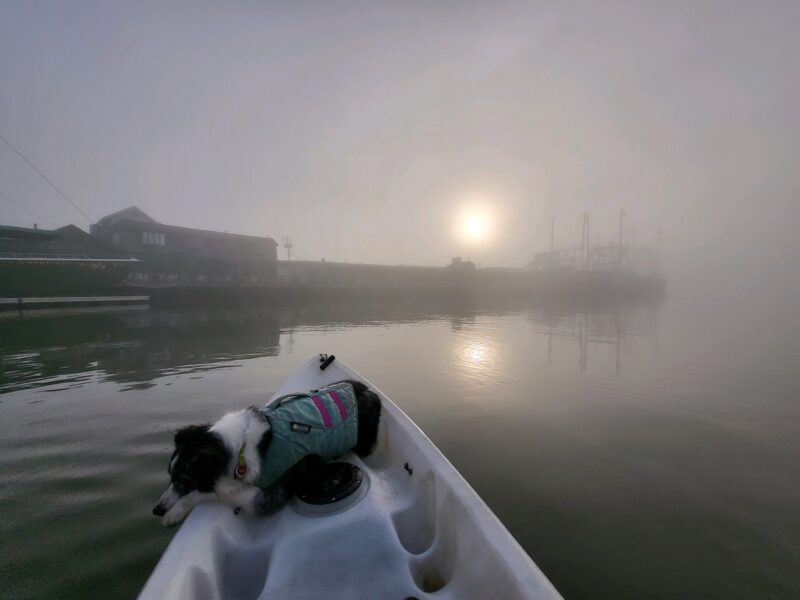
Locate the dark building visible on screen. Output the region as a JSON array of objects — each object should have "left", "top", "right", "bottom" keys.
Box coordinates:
[
  {"left": 0, "top": 223, "right": 138, "bottom": 297},
  {"left": 1, "top": 224, "right": 60, "bottom": 256},
  {"left": 274, "top": 256, "right": 476, "bottom": 300},
  {"left": 0, "top": 223, "right": 122, "bottom": 257},
  {"left": 90, "top": 207, "right": 278, "bottom": 286}
]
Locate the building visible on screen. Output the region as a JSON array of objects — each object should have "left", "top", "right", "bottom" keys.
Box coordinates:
[
  {"left": 0, "top": 223, "right": 124, "bottom": 258},
  {"left": 90, "top": 207, "right": 278, "bottom": 286},
  {"left": 0, "top": 223, "right": 139, "bottom": 296}
]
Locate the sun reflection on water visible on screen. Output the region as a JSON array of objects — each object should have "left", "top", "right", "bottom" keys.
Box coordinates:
[
  {"left": 467, "top": 343, "right": 487, "bottom": 363},
  {"left": 456, "top": 339, "right": 496, "bottom": 379}
]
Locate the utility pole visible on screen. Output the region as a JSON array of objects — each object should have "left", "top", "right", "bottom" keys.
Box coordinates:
[
  {"left": 282, "top": 236, "right": 293, "bottom": 262},
  {"left": 618, "top": 208, "right": 626, "bottom": 269},
  {"left": 656, "top": 225, "right": 662, "bottom": 268},
  {"left": 580, "top": 213, "right": 588, "bottom": 270},
  {"left": 550, "top": 217, "right": 555, "bottom": 253},
  {"left": 586, "top": 214, "right": 591, "bottom": 269}
]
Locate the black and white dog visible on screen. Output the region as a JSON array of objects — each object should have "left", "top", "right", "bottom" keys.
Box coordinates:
[{"left": 152, "top": 380, "right": 381, "bottom": 526}]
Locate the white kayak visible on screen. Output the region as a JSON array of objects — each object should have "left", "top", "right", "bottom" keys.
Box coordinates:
[{"left": 140, "top": 355, "right": 562, "bottom": 599}]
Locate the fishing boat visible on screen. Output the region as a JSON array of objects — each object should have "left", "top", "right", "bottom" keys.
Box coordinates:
[{"left": 139, "top": 355, "right": 562, "bottom": 599}]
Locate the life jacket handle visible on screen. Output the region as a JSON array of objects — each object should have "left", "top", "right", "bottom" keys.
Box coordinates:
[{"left": 265, "top": 381, "right": 354, "bottom": 411}]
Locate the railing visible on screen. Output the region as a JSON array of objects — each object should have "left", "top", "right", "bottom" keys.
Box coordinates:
[
  {"left": 0, "top": 252, "right": 91, "bottom": 259},
  {"left": 0, "top": 253, "right": 140, "bottom": 262}
]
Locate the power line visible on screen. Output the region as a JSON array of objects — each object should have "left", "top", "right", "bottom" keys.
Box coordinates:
[
  {"left": 0, "top": 132, "right": 93, "bottom": 224},
  {"left": 0, "top": 191, "right": 55, "bottom": 227}
]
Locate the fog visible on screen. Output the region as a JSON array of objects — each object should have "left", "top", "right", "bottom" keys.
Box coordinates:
[
  {"left": 4, "top": 5, "right": 800, "bottom": 599},
  {"left": 1, "top": 1, "right": 799, "bottom": 303}
]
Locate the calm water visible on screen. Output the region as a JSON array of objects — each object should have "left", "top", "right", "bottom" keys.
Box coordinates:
[{"left": 1, "top": 299, "right": 798, "bottom": 599}]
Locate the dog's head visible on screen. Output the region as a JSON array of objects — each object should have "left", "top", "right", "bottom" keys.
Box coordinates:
[{"left": 152, "top": 424, "right": 228, "bottom": 517}]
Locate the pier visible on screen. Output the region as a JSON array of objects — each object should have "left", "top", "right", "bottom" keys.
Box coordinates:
[{"left": 0, "top": 295, "right": 149, "bottom": 311}]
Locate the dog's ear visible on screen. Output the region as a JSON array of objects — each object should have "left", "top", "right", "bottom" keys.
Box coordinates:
[{"left": 174, "top": 424, "right": 210, "bottom": 447}]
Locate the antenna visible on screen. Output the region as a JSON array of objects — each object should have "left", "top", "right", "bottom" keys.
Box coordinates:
[{"left": 282, "top": 236, "right": 293, "bottom": 261}]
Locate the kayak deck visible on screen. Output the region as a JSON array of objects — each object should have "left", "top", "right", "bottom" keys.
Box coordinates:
[{"left": 139, "top": 356, "right": 561, "bottom": 599}]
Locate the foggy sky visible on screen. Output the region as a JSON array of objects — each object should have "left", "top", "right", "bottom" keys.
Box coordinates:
[{"left": 1, "top": 1, "right": 798, "bottom": 294}]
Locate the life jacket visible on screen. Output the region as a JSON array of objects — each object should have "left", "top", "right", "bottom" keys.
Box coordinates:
[{"left": 254, "top": 381, "right": 359, "bottom": 488}]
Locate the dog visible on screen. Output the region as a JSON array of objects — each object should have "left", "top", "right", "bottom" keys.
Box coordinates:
[{"left": 152, "top": 380, "right": 381, "bottom": 526}]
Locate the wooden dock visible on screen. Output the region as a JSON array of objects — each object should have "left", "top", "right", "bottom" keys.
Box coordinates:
[{"left": 0, "top": 295, "right": 149, "bottom": 310}]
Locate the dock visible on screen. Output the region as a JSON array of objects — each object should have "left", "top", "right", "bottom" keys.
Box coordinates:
[{"left": 0, "top": 295, "right": 149, "bottom": 310}]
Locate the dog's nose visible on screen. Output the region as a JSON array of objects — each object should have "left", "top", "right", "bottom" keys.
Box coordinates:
[{"left": 152, "top": 504, "right": 166, "bottom": 517}]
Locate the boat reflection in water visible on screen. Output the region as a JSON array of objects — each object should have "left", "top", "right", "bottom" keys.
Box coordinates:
[
  {"left": 532, "top": 305, "right": 660, "bottom": 375},
  {"left": 0, "top": 299, "right": 661, "bottom": 395},
  {"left": 0, "top": 305, "right": 282, "bottom": 393}
]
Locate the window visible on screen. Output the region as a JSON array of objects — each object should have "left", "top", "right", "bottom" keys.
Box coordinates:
[{"left": 141, "top": 231, "right": 165, "bottom": 246}]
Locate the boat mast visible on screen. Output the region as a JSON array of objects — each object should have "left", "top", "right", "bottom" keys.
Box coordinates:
[{"left": 618, "top": 208, "right": 626, "bottom": 269}]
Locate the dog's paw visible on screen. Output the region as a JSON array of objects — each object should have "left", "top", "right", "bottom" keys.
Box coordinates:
[{"left": 161, "top": 505, "right": 189, "bottom": 527}]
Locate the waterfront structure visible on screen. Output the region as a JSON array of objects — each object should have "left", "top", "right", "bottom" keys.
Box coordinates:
[
  {"left": 90, "top": 207, "right": 278, "bottom": 287},
  {"left": 0, "top": 223, "right": 122, "bottom": 258},
  {"left": 276, "top": 256, "right": 475, "bottom": 290},
  {"left": 2, "top": 209, "right": 662, "bottom": 304},
  {"left": 0, "top": 223, "right": 138, "bottom": 296}
]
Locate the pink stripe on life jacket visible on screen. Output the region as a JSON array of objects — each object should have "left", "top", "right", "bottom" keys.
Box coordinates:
[
  {"left": 330, "top": 390, "right": 348, "bottom": 421},
  {"left": 312, "top": 395, "right": 333, "bottom": 428}
]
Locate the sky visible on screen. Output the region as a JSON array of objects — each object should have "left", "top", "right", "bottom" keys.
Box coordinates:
[{"left": 1, "top": 1, "right": 798, "bottom": 297}]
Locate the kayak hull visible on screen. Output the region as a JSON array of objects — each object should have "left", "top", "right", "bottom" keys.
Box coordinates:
[{"left": 139, "top": 356, "right": 561, "bottom": 599}]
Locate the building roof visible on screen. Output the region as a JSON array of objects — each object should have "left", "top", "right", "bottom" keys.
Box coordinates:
[
  {"left": 55, "top": 224, "right": 90, "bottom": 236},
  {"left": 124, "top": 219, "right": 278, "bottom": 246},
  {"left": 0, "top": 224, "right": 60, "bottom": 240},
  {"left": 96, "top": 206, "right": 277, "bottom": 246},
  {"left": 94, "top": 206, "right": 157, "bottom": 229}
]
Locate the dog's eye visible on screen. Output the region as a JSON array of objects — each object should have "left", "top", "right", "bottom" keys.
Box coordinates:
[
  {"left": 168, "top": 452, "right": 179, "bottom": 475},
  {"left": 174, "top": 477, "right": 194, "bottom": 493}
]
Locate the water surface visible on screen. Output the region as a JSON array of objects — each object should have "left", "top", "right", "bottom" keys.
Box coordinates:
[{"left": 1, "top": 299, "right": 798, "bottom": 599}]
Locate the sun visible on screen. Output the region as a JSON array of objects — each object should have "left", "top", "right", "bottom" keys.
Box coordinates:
[
  {"left": 464, "top": 216, "right": 486, "bottom": 239},
  {"left": 457, "top": 207, "right": 493, "bottom": 244}
]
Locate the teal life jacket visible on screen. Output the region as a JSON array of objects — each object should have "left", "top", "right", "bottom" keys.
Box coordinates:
[{"left": 253, "top": 381, "right": 359, "bottom": 488}]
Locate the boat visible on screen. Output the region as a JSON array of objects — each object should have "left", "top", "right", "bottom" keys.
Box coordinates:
[{"left": 139, "top": 355, "right": 562, "bottom": 599}]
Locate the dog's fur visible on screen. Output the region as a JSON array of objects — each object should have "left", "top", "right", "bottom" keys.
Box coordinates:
[{"left": 153, "top": 380, "right": 381, "bottom": 526}]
